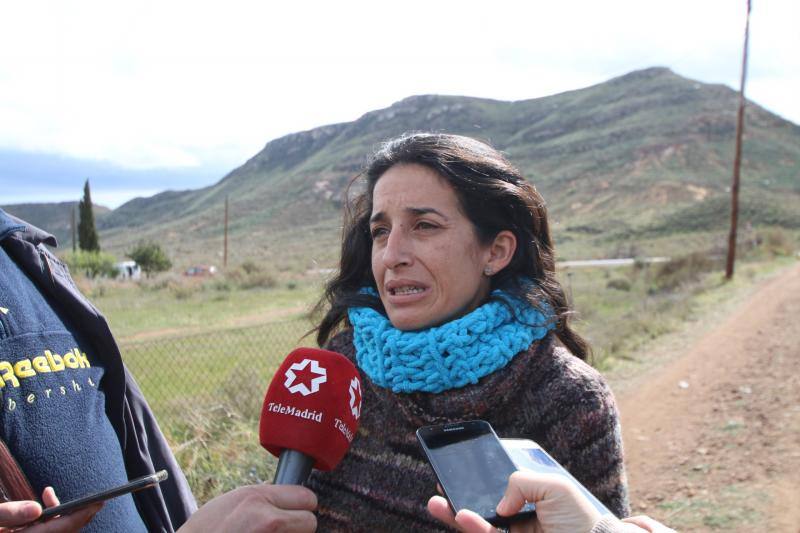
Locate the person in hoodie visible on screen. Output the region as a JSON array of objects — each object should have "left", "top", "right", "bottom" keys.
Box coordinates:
[{"left": 0, "top": 208, "right": 317, "bottom": 532}]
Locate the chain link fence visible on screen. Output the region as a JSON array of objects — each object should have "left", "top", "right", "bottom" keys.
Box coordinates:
[
  {"left": 119, "top": 318, "right": 315, "bottom": 430},
  {"left": 119, "top": 319, "right": 318, "bottom": 501}
]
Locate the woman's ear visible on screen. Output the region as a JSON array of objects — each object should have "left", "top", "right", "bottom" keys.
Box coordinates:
[{"left": 485, "top": 230, "right": 516, "bottom": 275}]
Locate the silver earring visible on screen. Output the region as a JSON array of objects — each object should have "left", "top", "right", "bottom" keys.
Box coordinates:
[{"left": 484, "top": 266, "right": 493, "bottom": 276}]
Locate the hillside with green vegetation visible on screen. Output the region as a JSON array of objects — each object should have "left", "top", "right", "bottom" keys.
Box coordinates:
[
  {"left": 10, "top": 67, "right": 800, "bottom": 270},
  {"left": 0, "top": 201, "right": 111, "bottom": 247}
]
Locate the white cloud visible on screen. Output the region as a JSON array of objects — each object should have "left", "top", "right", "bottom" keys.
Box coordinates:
[{"left": 0, "top": 0, "right": 797, "bottom": 197}]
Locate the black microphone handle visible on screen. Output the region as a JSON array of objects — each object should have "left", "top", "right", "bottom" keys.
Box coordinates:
[{"left": 273, "top": 449, "right": 314, "bottom": 485}]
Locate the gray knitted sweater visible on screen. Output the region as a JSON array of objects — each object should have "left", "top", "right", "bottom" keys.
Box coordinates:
[{"left": 306, "top": 330, "right": 630, "bottom": 532}]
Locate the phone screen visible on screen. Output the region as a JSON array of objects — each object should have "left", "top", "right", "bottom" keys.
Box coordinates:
[
  {"left": 417, "top": 421, "right": 535, "bottom": 526},
  {"left": 38, "top": 470, "right": 168, "bottom": 521}
]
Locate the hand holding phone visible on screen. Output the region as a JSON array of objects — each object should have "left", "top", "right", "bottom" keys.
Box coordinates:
[
  {"left": 37, "top": 470, "right": 168, "bottom": 521},
  {"left": 0, "top": 487, "right": 100, "bottom": 531},
  {"left": 501, "top": 439, "right": 613, "bottom": 517},
  {"left": 429, "top": 471, "right": 604, "bottom": 533},
  {"left": 416, "top": 420, "right": 535, "bottom": 527}
]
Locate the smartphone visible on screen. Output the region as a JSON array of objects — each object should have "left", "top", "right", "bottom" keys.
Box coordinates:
[
  {"left": 38, "top": 470, "right": 168, "bottom": 521},
  {"left": 501, "top": 438, "right": 614, "bottom": 517},
  {"left": 416, "top": 420, "right": 536, "bottom": 527}
]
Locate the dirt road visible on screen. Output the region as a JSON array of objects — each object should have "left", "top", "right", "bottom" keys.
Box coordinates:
[{"left": 617, "top": 261, "right": 800, "bottom": 531}]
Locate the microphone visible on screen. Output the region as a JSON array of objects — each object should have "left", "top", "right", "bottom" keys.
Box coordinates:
[{"left": 259, "top": 347, "right": 362, "bottom": 485}]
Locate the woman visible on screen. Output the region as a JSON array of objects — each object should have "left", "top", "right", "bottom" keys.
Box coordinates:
[{"left": 306, "top": 133, "right": 629, "bottom": 531}]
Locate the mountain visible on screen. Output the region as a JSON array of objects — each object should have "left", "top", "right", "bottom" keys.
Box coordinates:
[
  {"left": 0, "top": 202, "right": 111, "bottom": 247},
  {"left": 7, "top": 68, "right": 800, "bottom": 269}
]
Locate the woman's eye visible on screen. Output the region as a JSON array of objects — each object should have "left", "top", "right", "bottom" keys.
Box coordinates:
[
  {"left": 415, "top": 221, "right": 438, "bottom": 231},
  {"left": 370, "top": 227, "right": 388, "bottom": 240}
]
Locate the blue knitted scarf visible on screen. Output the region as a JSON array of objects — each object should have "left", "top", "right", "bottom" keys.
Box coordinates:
[{"left": 348, "top": 290, "right": 554, "bottom": 393}]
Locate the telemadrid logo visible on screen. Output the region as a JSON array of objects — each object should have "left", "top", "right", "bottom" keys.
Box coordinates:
[
  {"left": 349, "top": 377, "right": 361, "bottom": 419},
  {"left": 283, "top": 359, "right": 327, "bottom": 396}
]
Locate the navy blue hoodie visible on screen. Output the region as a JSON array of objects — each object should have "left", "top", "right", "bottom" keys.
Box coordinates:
[{"left": 0, "top": 209, "right": 195, "bottom": 531}]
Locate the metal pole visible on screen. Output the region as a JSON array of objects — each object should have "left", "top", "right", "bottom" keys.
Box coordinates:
[{"left": 725, "top": 0, "right": 751, "bottom": 279}]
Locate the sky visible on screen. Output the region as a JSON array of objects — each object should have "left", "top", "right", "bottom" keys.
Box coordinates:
[{"left": 1, "top": 0, "right": 797, "bottom": 208}]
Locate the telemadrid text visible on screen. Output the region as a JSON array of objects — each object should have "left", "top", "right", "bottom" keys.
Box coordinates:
[{"left": 266, "top": 402, "right": 323, "bottom": 422}]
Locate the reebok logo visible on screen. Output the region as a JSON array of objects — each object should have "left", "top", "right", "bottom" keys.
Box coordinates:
[
  {"left": 1, "top": 348, "right": 90, "bottom": 388},
  {"left": 283, "top": 358, "right": 327, "bottom": 396}
]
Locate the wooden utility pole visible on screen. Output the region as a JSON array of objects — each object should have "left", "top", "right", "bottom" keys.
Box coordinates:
[
  {"left": 726, "top": 0, "right": 752, "bottom": 279},
  {"left": 71, "top": 205, "right": 77, "bottom": 252},
  {"left": 223, "top": 195, "right": 229, "bottom": 268}
]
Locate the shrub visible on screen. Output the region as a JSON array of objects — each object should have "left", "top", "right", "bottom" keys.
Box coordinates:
[
  {"left": 606, "top": 278, "right": 632, "bottom": 291},
  {"left": 240, "top": 260, "right": 261, "bottom": 274},
  {"left": 651, "top": 252, "right": 718, "bottom": 292},
  {"left": 63, "top": 250, "right": 118, "bottom": 279},
  {"left": 238, "top": 271, "right": 277, "bottom": 290},
  {"left": 225, "top": 266, "right": 277, "bottom": 290},
  {"left": 171, "top": 285, "right": 196, "bottom": 300},
  {"left": 140, "top": 275, "right": 180, "bottom": 292},
  {"left": 127, "top": 241, "right": 172, "bottom": 278},
  {"left": 212, "top": 279, "right": 233, "bottom": 292},
  {"left": 759, "top": 228, "right": 793, "bottom": 256}
]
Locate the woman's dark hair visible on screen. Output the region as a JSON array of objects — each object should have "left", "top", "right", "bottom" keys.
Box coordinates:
[{"left": 312, "top": 132, "right": 590, "bottom": 360}]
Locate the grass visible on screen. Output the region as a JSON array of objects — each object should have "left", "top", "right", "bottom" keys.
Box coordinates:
[
  {"left": 165, "top": 384, "right": 279, "bottom": 502},
  {"left": 120, "top": 318, "right": 313, "bottom": 426},
  {"left": 85, "top": 275, "right": 325, "bottom": 502},
  {"left": 84, "top": 275, "right": 322, "bottom": 340},
  {"left": 564, "top": 256, "right": 795, "bottom": 376},
  {"left": 115, "top": 310, "right": 316, "bottom": 503},
  {"left": 562, "top": 263, "right": 700, "bottom": 371}
]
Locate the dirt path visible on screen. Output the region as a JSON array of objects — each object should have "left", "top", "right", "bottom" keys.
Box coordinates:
[{"left": 617, "top": 262, "right": 800, "bottom": 532}]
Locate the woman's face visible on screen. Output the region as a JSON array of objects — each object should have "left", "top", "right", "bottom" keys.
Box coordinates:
[{"left": 369, "top": 163, "right": 493, "bottom": 331}]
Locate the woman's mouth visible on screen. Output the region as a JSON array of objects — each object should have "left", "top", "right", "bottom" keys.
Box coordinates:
[{"left": 390, "top": 286, "right": 425, "bottom": 296}]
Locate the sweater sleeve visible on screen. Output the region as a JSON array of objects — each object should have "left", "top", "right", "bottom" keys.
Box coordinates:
[
  {"left": 590, "top": 515, "right": 642, "bottom": 533},
  {"left": 537, "top": 352, "right": 630, "bottom": 518}
]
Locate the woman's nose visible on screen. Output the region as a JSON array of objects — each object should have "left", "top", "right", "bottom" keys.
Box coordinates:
[{"left": 381, "top": 228, "right": 412, "bottom": 269}]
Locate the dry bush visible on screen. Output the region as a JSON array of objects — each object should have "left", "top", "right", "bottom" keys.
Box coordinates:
[
  {"left": 240, "top": 260, "right": 261, "bottom": 274},
  {"left": 238, "top": 271, "right": 277, "bottom": 290},
  {"left": 651, "top": 252, "right": 719, "bottom": 293},
  {"left": 606, "top": 278, "right": 632, "bottom": 291},
  {"left": 759, "top": 228, "right": 793, "bottom": 256}
]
